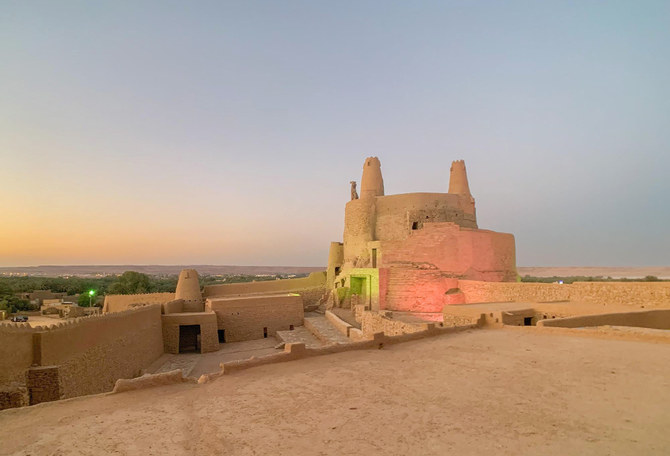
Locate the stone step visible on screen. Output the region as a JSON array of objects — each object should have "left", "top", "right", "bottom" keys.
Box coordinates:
[
  {"left": 304, "top": 316, "right": 351, "bottom": 345},
  {"left": 275, "top": 326, "right": 324, "bottom": 349}
]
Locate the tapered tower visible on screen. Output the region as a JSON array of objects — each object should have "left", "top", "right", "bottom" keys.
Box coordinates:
[
  {"left": 360, "top": 157, "right": 384, "bottom": 199},
  {"left": 175, "top": 269, "right": 204, "bottom": 312},
  {"left": 448, "top": 160, "right": 472, "bottom": 197}
]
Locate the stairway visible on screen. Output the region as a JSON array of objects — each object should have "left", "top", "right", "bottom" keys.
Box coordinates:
[{"left": 304, "top": 316, "right": 351, "bottom": 345}]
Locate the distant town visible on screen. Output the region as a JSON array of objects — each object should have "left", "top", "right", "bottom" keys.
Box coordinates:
[{"left": 0, "top": 264, "right": 325, "bottom": 278}]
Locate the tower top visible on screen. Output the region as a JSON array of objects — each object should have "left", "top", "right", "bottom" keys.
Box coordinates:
[
  {"left": 360, "top": 157, "right": 384, "bottom": 199},
  {"left": 448, "top": 160, "right": 472, "bottom": 197}
]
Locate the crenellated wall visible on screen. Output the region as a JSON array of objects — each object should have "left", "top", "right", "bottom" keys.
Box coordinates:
[
  {"left": 0, "top": 305, "right": 164, "bottom": 408},
  {"left": 0, "top": 323, "right": 36, "bottom": 386},
  {"left": 38, "top": 305, "right": 164, "bottom": 398}
]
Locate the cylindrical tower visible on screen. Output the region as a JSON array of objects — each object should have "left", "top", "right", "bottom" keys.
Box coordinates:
[
  {"left": 175, "top": 269, "right": 204, "bottom": 312},
  {"left": 448, "top": 160, "right": 472, "bottom": 197},
  {"left": 360, "top": 157, "right": 384, "bottom": 199},
  {"left": 343, "top": 198, "right": 376, "bottom": 267},
  {"left": 448, "top": 159, "right": 477, "bottom": 226},
  {"left": 326, "top": 242, "right": 344, "bottom": 288}
]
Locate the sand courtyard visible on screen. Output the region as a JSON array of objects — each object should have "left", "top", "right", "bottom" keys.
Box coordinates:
[{"left": 1, "top": 328, "right": 668, "bottom": 456}]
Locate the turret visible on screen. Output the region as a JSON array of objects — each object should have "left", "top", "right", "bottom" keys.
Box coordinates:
[
  {"left": 326, "top": 242, "right": 344, "bottom": 287},
  {"left": 175, "top": 269, "right": 204, "bottom": 312},
  {"left": 448, "top": 160, "right": 472, "bottom": 197},
  {"left": 360, "top": 157, "right": 384, "bottom": 199},
  {"left": 448, "top": 159, "right": 477, "bottom": 226}
]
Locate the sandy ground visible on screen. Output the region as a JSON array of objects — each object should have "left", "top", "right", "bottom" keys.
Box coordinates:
[
  {"left": 0, "top": 315, "right": 63, "bottom": 328},
  {"left": 1, "top": 329, "right": 669, "bottom": 456}
]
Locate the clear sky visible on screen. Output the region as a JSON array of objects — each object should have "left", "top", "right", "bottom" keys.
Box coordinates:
[{"left": 1, "top": 1, "right": 668, "bottom": 267}]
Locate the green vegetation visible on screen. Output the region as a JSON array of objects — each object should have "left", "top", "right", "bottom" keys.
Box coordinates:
[{"left": 0, "top": 272, "right": 309, "bottom": 313}]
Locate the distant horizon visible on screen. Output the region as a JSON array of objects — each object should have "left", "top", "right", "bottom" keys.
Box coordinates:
[{"left": 2, "top": 263, "right": 670, "bottom": 268}]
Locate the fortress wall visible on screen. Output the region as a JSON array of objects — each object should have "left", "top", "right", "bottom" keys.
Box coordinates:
[
  {"left": 203, "top": 272, "right": 326, "bottom": 307},
  {"left": 381, "top": 269, "right": 459, "bottom": 312},
  {"left": 103, "top": 292, "right": 175, "bottom": 313},
  {"left": 537, "top": 309, "right": 670, "bottom": 329},
  {"left": 0, "top": 324, "right": 36, "bottom": 385},
  {"left": 374, "top": 193, "right": 477, "bottom": 243},
  {"left": 459, "top": 281, "right": 670, "bottom": 309},
  {"left": 380, "top": 223, "right": 516, "bottom": 282},
  {"left": 207, "top": 295, "right": 304, "bottom": 342},
  {"left": 39, "top": 305, "right": 164, "bottom": 399}
]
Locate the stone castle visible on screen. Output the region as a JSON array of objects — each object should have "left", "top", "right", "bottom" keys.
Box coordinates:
[
  {"left": 3, "top": 156, "right": 668, "bottom": 411},
  {"left": 326, "top": 157, "right": 516, "bottom": 312}
]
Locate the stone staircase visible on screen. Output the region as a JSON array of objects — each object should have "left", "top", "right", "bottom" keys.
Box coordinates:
[
  {"left": 275, "top": 326, "right": 324, "bottom": 349},
  {"left": 304, "top": 316, "right": 351, "bottom": 345}
]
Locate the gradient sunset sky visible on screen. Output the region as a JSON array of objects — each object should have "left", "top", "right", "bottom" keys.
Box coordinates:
[{"left": 1, "top": 1, "right": 668, "bottom": 267}]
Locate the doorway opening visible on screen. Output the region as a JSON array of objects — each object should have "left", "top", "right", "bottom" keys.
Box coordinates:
[
  {"left": 218, "top": 329, "right": 226, "bottom": 343},
  {"left": 179, "top": 325, "right": 201, "bottom": 353},
  {"left": 523, "top": 317, "right": 533, "bottom": 326},
  {"left": 263, "top": 327, "right": 268, "bottom": 338}
]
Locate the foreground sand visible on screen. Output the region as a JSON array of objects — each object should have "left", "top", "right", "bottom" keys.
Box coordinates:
[{"left": 1, "top": 329, "right": 669, "bottom": 455}]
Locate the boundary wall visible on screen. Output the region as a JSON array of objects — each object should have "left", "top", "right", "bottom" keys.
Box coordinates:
[
  {"left": 537, "top": 309, "right": 670, "bottom": 330},
  {"left": 0, "top": 305, "right": 164, "bottom": 409},
  {"left": 103, "top": 292, "right": 175, "bottom": 313},
  {"left": 198, "top": 324, "right": 476, "bottom": 382},
  {"left": 0, "top": 324, "right": 35, "bottom": 386},
  {"left": 207, "top": 295, "right": 304, "bottom": 342},
  {"left": 203, "top": 272, "right": 327, "bottom": 307},
  {"left": 458, "top": 280, "right": 670, "bottom": 309}
]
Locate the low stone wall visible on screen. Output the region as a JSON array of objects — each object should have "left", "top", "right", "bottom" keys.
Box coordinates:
[
  {"left": 103, "top": 292, "right": 175, "bottom": 313},
  {"left": 538, "top": 309, "right": 670, "bottom": 330},
  {"left": 325, "top": 310, "right": 351, "bottom": 337},
  {"left": 360, "top": 311, "right": 435, "bottom": 337},
  {"left": 0, "top": 384, "right": 29, "bottom": 410},
  {"left": 458, "top": 280, "right": 670, "bottom": 309},
  {"left": 209, "top": 324, "right": 475, "bottom": 378},
  {"left": 112, "top": 369, "right": 193, "bottom": 393}
]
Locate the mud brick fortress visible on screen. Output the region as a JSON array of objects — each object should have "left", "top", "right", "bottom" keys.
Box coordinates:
[
  {"left": 326, "top": 157, "right": 516, "bottom": 313},
  {"left": 2, "top": 157, "right": 669, "bottom": 410}
]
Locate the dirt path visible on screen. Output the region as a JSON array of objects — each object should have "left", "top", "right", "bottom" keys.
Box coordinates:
[{"left": 1, "top": 329, "right": 669, "bottom": 455}]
